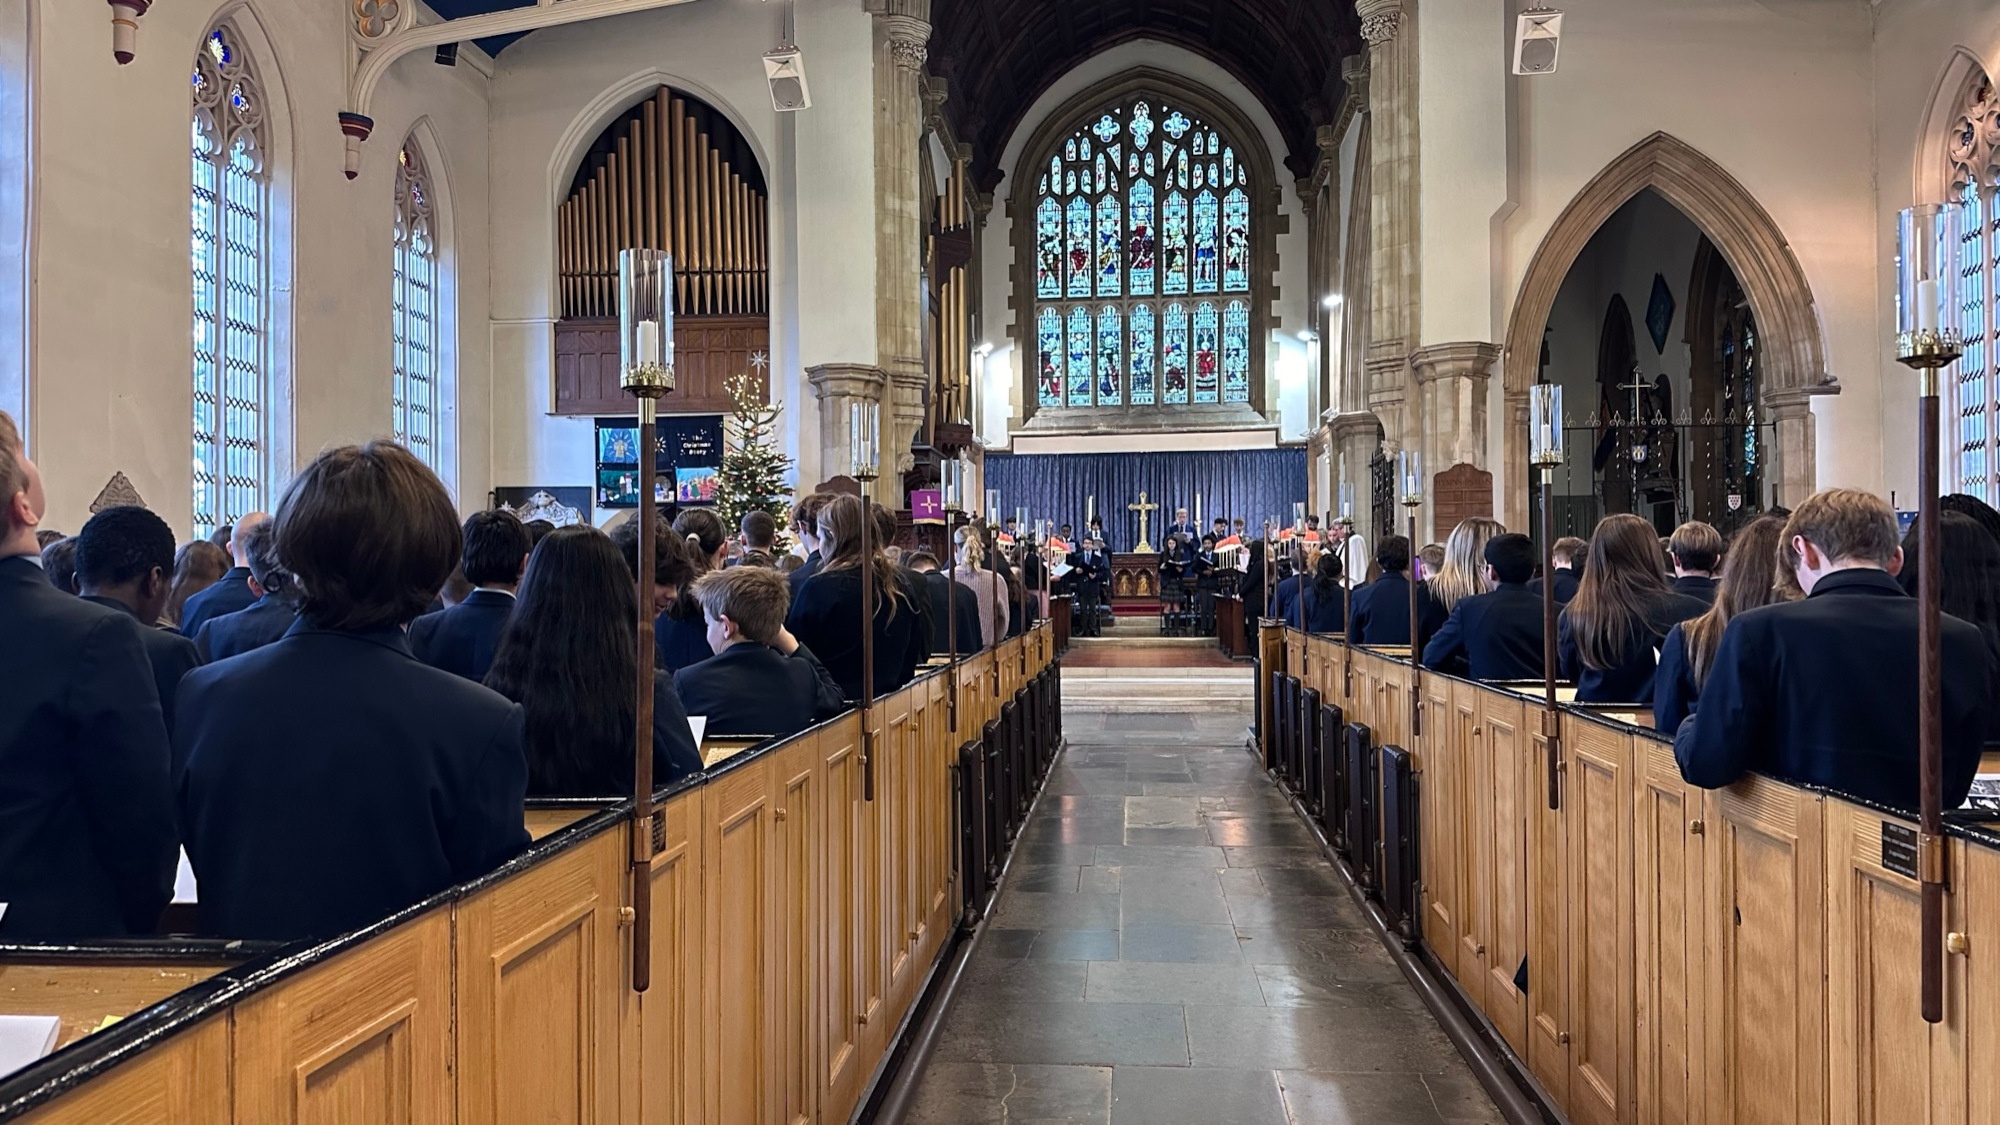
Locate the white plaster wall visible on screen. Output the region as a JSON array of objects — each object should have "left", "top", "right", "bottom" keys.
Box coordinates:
[
  {"left": 1871, "top": 2, "right": 2000, "bottom": 504},
  {"left": 483, "top": 0, "right": 873, "bottom": 499},
  {"left": 21, "top": 0, "right": 492, "bottom": 534},
  {"left": 1419, "top": 0, "right": 1513, "bottom": 345},
  {"left": 1480, "top": 0, "right": 1877, "bottom": 508},
  {"left": 977, "top": 38, "right": 1313, "bottom": 450}
]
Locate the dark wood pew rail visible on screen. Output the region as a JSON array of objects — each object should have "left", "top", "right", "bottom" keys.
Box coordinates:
[
  {"left": 1258, "top": 622, "right": 2000, "bottom": 1125},
  {"left": 0, "top": 624, "right": 1061, "bottom": 1125}
]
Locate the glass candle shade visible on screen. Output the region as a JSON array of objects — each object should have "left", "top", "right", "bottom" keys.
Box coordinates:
[
  {"left": 849, "top": 401, "right": 880, "bottom": 480},
  {"left": 1529, "top": 383, "right": 1565, "bottom": 467},
  {"left": 940, "top": 457, "right": 963, "bottom": 511},
  {"left": 1398, "top": 449, "right": 1423, "bottom": 505},
  {"left": 619, "top": 249, "right": 673, "bottom": 397}
]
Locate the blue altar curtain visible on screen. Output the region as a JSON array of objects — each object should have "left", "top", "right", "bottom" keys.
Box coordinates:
[{"left": 985, "top": 448, "right": 1307, "bottom": 552}]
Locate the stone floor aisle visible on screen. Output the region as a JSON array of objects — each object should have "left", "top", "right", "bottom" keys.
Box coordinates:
[{"left": 902, "top": 670, "right": 1504, "bottom": 1125}]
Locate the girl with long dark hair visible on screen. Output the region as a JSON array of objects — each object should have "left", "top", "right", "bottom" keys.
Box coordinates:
[
  {"left": 1653, "top": 514, "right": 1794, "bottom": 732},
  {"left": 485, "top": 526, "right": 704, "bottom": 796},
  {"left": 1289, "top": 550, "right": 1346, "bottom": 633},
  {"left": 786, "top": 493, "right": 927, "bottom": 701},
  {"left": 656, "top": 508, "right": 728, "bottom": 672},
  {"left": 1558, "top": 513, "right": 1708, "bottom": 703}
]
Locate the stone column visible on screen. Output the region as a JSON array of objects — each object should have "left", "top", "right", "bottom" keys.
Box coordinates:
[
  {"left": 807, "top": 363, "right": 889, "bottom": 481},
  {"left": 1411, "top": 341, "right": 1499, "bottom": 538},
  {"left": 1359, "top": 0, "right": 1419, "bottom": 462},
  {"left": 1764, "top": 388, "right": 1823, "bottom": 509},
  {"left": 1330, "top": 410, "right": 1384, "bottom": 544},
  {"left": 870, "top": 0, "right": 932, "bottom": 485}
]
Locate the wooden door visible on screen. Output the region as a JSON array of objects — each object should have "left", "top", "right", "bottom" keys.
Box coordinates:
[
  {"left": 456, "top": 830, "right": 626, "bottom": 1125},
  {"left": 1634, "top": 738, "right": 1706, "bottom": 1125},
  {"left": 1703, "top": 777, "right": 1824, "bottom": 1125},
  {"left": 703, "top": 756, "right": 777, "bottom": 1125},
  {"left": 1825, "top": 801, "right": 1963, "bottom": 1125},
  {"left": 637, "top": 788, "right": 707, "bottom": 1125},
  {"left": 1563, "top": 719, "right": 1635, "bottom": 1125}
]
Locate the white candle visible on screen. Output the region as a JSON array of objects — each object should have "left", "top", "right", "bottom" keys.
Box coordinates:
[
  {"left": 1916, "top": 278, "right": 1941, "bottom": 333},
  {"left": 635, "top": 319, "right": 661, "bottom": 367},
  {"left": 1195, "top": 492, "right": 1202, "bottom": 529}
]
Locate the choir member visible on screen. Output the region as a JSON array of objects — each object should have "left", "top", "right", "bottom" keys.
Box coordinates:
[
  {"left": 1558, "top": 513, "right": 1708, "bottom": 704},
  {"left": 1667, "top": 521, "right": 1723, "bottom": 605},
  {"left": 178, "top": 441, "right": 530, "bottom": 941},
  {"left": 786, "top": 494, "right": 926, "bottom": 701},
  {"left": 485, "top": 525, "right": 703, "bottom": 795},
  {"left": 192, "top": 520, "right": 298, "bottom": 662},
  {"left": 656, "top": 509, "right": 729, "bottom": 673},
  {"left": 1069, "top": 535, "right": 1111, "bottom": 636},
  {"left": 1428, "top": 517, "right": 1504, "bottom": 615},
  {"left": 408, "top": 509, "right": 532, "bottom": 682},
  {"left": 179, "top": 512, "right": 267, "bottom": 635},
  {"left": 0, "top": 410, "right": 177, "bottom": 939},
  {"left": 1526, "top": 536, "right": 1585, "bottom": 604},
  {"left": 908, "top": 550, "right": 984, "bottom": 656},
  {"left": 165, "top": 539, "right": 229, "bottom": 628},
  {"left": 675, "top": 567, "right": 845, "bottom": 738},
  {"left": 953, "top": 527, "right": 1009, "bottom": 652},
  {"left": 1675, "top": 489, "right": 1995, "bottom": 810},
  {"left": 74, "top": 506, "right": 202, "bottom": 730},
  {"left": 1421, "top": 532, "right": 1544, "bottom": 682},
  {"left": 1348, "top": 535, "right": 1447, "bottom": 649},
  {"left": 788, "top": 493, "right": 832, "bottom": 598},
  {"left": 1654, "top": 514, "right": 1792, "bottom": 734},
  {"left": 1166, "top": 507, "right": 1199, "bottom": 544}
]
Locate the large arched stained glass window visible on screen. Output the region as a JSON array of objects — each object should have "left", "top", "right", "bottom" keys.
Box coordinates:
[
  {"left": 393, "top": 140, "right": 442, "bottom": 471},
  {"left": 1032, "top": 96, "right": 1255, "bottom": 411},
  {"left": 191, "top": 23, "right": 269, "bottom": 539},
  {"left": 1948, "top": 73, "right": 2000, "bottom": 503}
]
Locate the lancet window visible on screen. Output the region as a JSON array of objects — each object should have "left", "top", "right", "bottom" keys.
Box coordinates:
[
  {"left": 1949, "top": 73, "right": 2000, "bottom": 503},
  {"left": 393, "top": 140, "right": 442, "bottom": 471}
]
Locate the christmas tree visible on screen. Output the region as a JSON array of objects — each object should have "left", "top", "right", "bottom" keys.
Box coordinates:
[{"left": 714, "top": 368, "right": 795, "bottom": 540}]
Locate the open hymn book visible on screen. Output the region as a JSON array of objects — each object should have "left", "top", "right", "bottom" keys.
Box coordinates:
[{"left": 0, "top": 1015, "right": 61, "bottom": 1078}]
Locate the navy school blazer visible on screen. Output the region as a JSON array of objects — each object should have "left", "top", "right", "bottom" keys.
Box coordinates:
[
  {"left": 177, "top": 567, "right": 255, "bottom": 637},
  {"left": 0, "top": 556, "right": 177, "bottom": 939},
  {"left": 81, "top": 594, "right": 203, "bottom": 731},
  {"left": 175, "top": 621, "right": 531, "bottom": 941},
  {"left": 193, "top": 593, "right": 298, "bottom": 662},
  {"left": 1652, "top": 622, "right": 1701, "bottom": 735},
  {"left": 1558, "top": 589, "right": 1708, "bottom": 704},
  {"left": 1673, "top": 568, "right": 1994, "bottom": 812},
  {"left": 1526, "top": 568, "right": 1580, "bottom": 606},
  {"left": 1421, "top": 582, "right": 1546, "bottom": 682},
  {"left": 674, "top": 642, "right": 847, "bottom": 740},
  {"left": 1672, "top": 574, "right": 1718, "bottom": 607},
  {"left": 1347, "top": 571, "right": 1447, "bottom": 650},
  {"left": 407, "top": 588, "right": 515, "bottom": 682},
  {"left": 785, "top": 569, "right": 927, "bottom": 703}
]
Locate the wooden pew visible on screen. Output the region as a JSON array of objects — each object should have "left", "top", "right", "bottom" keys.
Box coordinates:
[{"left": 2, "top": 625, "right": 1058, "bottom": 1125}]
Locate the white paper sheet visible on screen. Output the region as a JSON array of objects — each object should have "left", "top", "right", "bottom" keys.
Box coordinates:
[
  {"left": 173, "top": 849, "right": 198, "bottom": 904},
  {"left": 688, "top": 715, "right": 707, "bottom": 748},
  {"left": 0, "top": 1015, "right": 61, "bottom": 1077}
]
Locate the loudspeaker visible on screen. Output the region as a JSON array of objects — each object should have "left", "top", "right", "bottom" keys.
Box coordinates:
[
  {"left": 1512, "top": 8, "right": 1563, "bottom": 75},
  {"left": 763, "top": 49, "right": 811, "bottom": 112},
  {"left": 434, "top": 42, "right": 458, "bottom": 66}
]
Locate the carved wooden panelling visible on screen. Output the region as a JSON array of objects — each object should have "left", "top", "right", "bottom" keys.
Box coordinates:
[
  {"left": 553, "top": 315, "right": 769, "bottom": 417},
  {"left": 1432, "top": 463, "right": 1494, "bottom": 535}
]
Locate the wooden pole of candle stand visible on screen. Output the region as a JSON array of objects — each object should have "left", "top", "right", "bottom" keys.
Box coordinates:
[
  {"left": 860, "top": 478, "right": 877, "bottom": 802},
  {"left": 945, "top": 510, "right": 959, "bottom": 734},
  {"left": 1540, "top": 466, "right": 1562, "bottom": 810},
  {"left": 1405, "top": 501, "right": 1422, "bottom": 739}
]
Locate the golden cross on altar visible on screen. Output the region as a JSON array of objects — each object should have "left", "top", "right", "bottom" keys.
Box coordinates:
[{"left": 1129, "top": 490, "right": 1159, "bottom": 554}]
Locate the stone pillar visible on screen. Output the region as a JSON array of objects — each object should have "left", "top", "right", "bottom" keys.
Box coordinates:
[
  {"left": 1330, "top": 410, "right": 1384, "bottom": 545},
  {"left": 808, "top": 363, "right": 889, "bottom": 483},
  {"left": 870, "top": 1, "right": 932, "bottom": 485},
  {"left": 1359, "top": 0, "right": 1419, "bottom": 461},
  {"left": 1764, "top": 388, "right": 1821, "bottom": 510},
  {"left": 1411, "top": 342, "right": 1499, "bottom": 540}
]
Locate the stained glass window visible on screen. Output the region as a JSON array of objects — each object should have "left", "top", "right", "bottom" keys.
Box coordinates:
[
  {"left": 191, "top": 22, "right": 270, "bottom": 539},
  {"left": 1037, "top": 307, "right": 1064, "bottom": 407},
  {"left": 1029, "top": 94, "right": 1257, "bottom": 411},
  {"left": 1222, "top": 300, "right": 1251, "bottom": 404},
  {"left": 1949, "top": 75, "right": 2000, "bottom": 503},
  {"left": 393, "top": 139, "right": 443, "bottom": 471}
]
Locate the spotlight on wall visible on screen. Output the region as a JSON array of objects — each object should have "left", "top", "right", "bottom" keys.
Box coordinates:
[
  {"left": 1512, "top": 6, "right": 1564, "bottom": 75},
  {"left": 1298, "top": 330, "right": 1319, "bottom": 343},
  {"left": 434, "top": 42, "right": 459, "bottom": 66},
  {"left": 974, "top": 342, "right": 995, "bottom": 357},
  {"left": 1322, "top": 294, "right": 1342, "bottom": 309}
]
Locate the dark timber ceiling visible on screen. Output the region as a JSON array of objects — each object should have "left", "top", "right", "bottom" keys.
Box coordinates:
[{"left": 930, "top": 0, "right": 1360, "bottom": 191}]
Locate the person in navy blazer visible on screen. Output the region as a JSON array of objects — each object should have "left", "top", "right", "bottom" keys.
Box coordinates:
[
  {"left": 1348, "top": 535, "right": 1446, "bottom": 649},
  {"left": 408, "top": 509, "right": 531, "bottom": 682},
  {"left": 655, "top": 509, "right": 731, "bottom": 673},
  {"left": 1526, "top": 536, "right": 1584, "bottom": 605},
  {"left": 73, "top": 506, "right": 203, "bottom": 732},
  {"left": 1422, "top": 533, "right": 1545, "bottom": 682},
  {"left": 177, "top": 442, "right": 531, "bottom": 941},
  {"left": 1675, "top": 490, "right": 1994, "bottom": 811},
  {"left": 787, "top": 493, "right": 831, "bottom": 599},
  {"left": 1668, "top": 521, "right": 1723, "bottom": 607},
  {"left": 1652, "top": 514, "right": 1794, "bottom": 734},
  {"left": 486, "top": 525, "right": 705, "bottom": 796},
  {"left": 192, "top": 520, "right": 298, "bottom": 662},
  {"left": 177, "top": 512, "right": 266, "bottom": 637},
  {"left": 1558, "top": 514, "right": 1707, "bottom": 704},
  {"left": 0, "top": 413, "right": 177, "bottom": 939},
  {"left": 675, "top": 567, "right": 845, "bottom": 739},
  {"left": 908, "top": 551, "right": 984, "bottom": 656},
  {"left": 1283, "top": 552, "right": 1348, "bottom": 633}
]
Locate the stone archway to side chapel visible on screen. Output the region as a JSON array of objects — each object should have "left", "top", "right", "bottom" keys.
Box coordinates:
[{"left": 1496, "top": 132, "right": 1834, "bottom": 532}]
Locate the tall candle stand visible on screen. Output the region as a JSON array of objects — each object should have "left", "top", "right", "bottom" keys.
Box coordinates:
[
  {"left": 1399, "top": 450, "right": 1423, "bottom": 739},
  {"left": 851, "top": 401, "right": 882, "bottom": 801},
  {"left": 619, "top": 248, "right": 674, "bottom": 993},
  {"left": 1897, "top": 204, "right": 1964, "bottom": 1024},
  {"left": 1529, "top": 384, "right": 1567, "bottom": 811},
  {"left": 1338, "top": 475, "right": 1356, "bottom": 697},
  {"left": 941, "top": 456, "right": 965, "bottom": 733}
]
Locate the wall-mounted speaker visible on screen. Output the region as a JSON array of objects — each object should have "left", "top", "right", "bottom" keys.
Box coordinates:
[
  {"left": 764, "top": 49, "right": 811, "bottom": 112},
  {"left": 1512, "top": 8, "right": 1563, "bottom": 76}
]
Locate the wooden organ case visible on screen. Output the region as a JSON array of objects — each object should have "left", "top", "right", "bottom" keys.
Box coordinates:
[{"left": 554, "top": 87, "right": 769, "bottom": 416}]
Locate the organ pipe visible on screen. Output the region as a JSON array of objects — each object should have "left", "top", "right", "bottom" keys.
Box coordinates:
[{"left": 558, "top": 87, "right": 770, "bottom": 319}]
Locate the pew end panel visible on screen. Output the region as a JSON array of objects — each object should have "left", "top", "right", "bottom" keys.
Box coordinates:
[
  {"left": 1634, "top": 735, "right": 1708, "bottom": 1125},
  {"left": 1559, "top": 714, "right": 1638, "bottom": 1125}
]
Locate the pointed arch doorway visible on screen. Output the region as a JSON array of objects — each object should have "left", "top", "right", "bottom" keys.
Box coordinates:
[{"left": 1501, "top": 133, "right": 1833, "bottom": 532}]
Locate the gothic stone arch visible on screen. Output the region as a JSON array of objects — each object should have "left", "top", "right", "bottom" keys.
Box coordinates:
[{"left": 1500, "top": 132, "right": 1833, "bottom": 531}]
